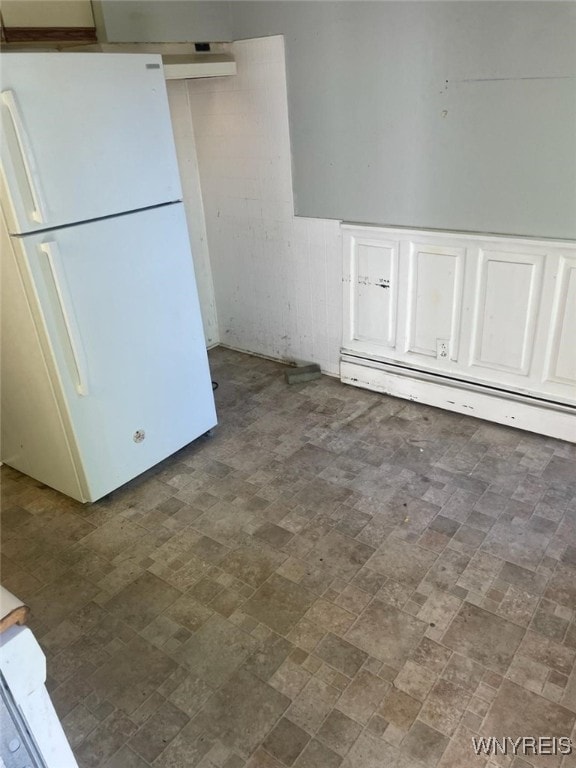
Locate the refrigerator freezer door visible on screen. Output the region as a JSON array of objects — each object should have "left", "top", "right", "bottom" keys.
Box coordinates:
[
  {"left": 18, "top": 203, "right": 216, "bottom": 501},
  {"left": 0, "top": 53, "right": 182, "bottom": 235}
]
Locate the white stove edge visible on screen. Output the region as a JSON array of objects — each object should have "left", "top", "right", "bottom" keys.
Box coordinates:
[{"left": 0, "top": 625, "right": 78, "bottom": 768}]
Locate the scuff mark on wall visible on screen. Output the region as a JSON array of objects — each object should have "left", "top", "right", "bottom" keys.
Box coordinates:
[{"left": 450, "top": 75, "right": 575, "bottom": 83}]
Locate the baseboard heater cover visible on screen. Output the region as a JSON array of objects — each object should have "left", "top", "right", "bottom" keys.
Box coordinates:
[{"left": 340, "top": 354, "right": 576, "bottom": 443}]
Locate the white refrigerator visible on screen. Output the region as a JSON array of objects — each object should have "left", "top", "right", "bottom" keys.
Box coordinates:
[{"left": 0, "top": 53, "right": 217, "bottom": 503}]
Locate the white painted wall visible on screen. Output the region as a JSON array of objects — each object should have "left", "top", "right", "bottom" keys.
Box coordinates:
[
  {"left": 166, "top": 81, "right": 219, "bottom": 347},
  {"left": 187, "top": 35, "right": 342, "bottom": 375}
]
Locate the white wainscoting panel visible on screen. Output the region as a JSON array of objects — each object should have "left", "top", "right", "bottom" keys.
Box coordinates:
[
  {"left": 344, "top": 235, "right": 399, "bottom": 352},
  {"left": 407, "top": 243, "right": 465, "bottom": 361},
  {"left": 546, "top": 254, "right": 576, "bottom": 387},
  {"left": 341, "top": 224, "right": 576, "bottom": 440},
  {"left": 471, "top": 249, "right": 544, "bottom": 376},
  {"left": 355, "top": 240, "right": 398, "bottom": 346}
]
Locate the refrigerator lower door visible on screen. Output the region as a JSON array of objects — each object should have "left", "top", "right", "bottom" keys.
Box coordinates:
[
  {"left": 1, "top": 209, "right": 85, "bottom": 500},
  {"left": 17, "top": 203, "right": 217, "bottom": 502}
]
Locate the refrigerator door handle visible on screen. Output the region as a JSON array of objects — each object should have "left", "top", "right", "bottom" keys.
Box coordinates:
[
  {"left": 40, "top": 241, "right": 89, "bottom": 396},
  {"left": 1, "top": 89, "right": 46, "bottom": 224}
]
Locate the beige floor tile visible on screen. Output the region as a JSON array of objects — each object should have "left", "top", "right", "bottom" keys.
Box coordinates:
[
  {"left": 172, "top": 614, "right": 257, "bottom": 686},
  {"left": 346, "top": 599, "right": 427, "bottom": 668},
  {"left": 483, "top": 680, "right": 576, "bottom": 768},
  {"left": 192, "top": 669, "right": 290, "bottom": 757},
  {"left": 442, "top": 602, "right": 525, "bottom": 674}
]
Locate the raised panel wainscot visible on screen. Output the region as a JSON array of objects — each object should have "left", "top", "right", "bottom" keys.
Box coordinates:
[{"left": 341, "top": 225, "right": 576, "bottom": 442}]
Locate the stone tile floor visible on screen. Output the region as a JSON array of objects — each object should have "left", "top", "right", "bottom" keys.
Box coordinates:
[{"left": 2, "top": 347, "right": 576, "bottom": 768}]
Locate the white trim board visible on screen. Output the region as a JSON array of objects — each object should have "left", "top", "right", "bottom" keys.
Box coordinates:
[{"left": 340, "top": 357, "right": 576, "bottom": 443}]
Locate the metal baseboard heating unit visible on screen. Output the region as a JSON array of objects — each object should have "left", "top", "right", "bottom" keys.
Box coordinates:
[{"left": 340, "top": 352, "right": 576, "bottom": 443}]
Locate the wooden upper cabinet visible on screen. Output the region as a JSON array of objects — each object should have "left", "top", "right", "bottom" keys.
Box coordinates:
[{"left": 1, "top": 1, "right": 97, "bottom": 43}]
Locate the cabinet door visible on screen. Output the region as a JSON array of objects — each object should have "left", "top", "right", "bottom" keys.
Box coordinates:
[{"left": 21, "top": 203, "right": 216, "bottom": 501}]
